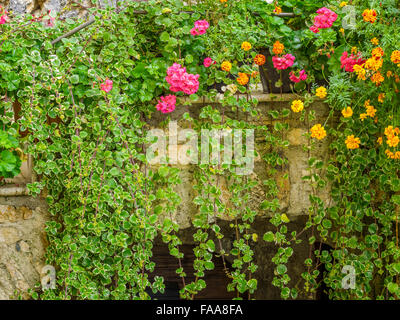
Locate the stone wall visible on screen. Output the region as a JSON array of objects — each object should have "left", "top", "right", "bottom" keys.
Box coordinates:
[{"left": 0, "top": 93, "right": 332, "bottom": 299}]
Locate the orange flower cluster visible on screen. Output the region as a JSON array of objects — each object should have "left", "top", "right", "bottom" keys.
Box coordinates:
[
  {"left": 254, "top": 54, "right": 266, "bottom": 66},
  {"left": 273, "top": 41, "right": 284, "bottom": 55},
  {"left": 236, "top": 72, "right": 249, "bottom": 86},
  {"left": 221, "top": 61, "right": 232, "bottom": 72},
  {"left": 362, "top": 9, "right": 377, "bottom": 23},
  {"left": 391, "top": 50, "right": 400, "bottom": 64}
]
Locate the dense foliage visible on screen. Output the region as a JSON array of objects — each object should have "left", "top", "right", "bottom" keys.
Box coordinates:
[{"left": 0, "top": 0, "right": 399, "bottom": 300}]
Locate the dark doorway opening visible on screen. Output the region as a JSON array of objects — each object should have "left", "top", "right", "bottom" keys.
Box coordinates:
[
  {"left": 314, "top": 242, "right": 334, "bottom": 300},
  {"left": 147, "top": 243, "right": 235, "bottom": 300}
]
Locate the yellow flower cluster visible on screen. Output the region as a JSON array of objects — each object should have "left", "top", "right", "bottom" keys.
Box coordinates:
[
  {"left": 315, "top": 86, "right": 327, "bottom": 99},
  {"left": 385, "top": 126, "right": 400, "bottom": 148},
  {"left": 221, "top": 61, "right": 232, "bottom": 72},
  {"left": 241, "top": 41, "right": 252, "bottom": 51},
  {"left": 339, "top": 2, "right": 347, "bottom": 7},
  {"left": 310, "top": 124, "right": 327, "bottom": 140},
  {"left": 360, "top": 100, "right": 377, "bottom": 120},
  {"left": 353, "top": 64, "right": 366, "bottom": 80},
  {"left": 371, "top": 38, "right": 379, "bottom": 45},
  {"left": 345, "top": 135, "right": 361, "bottom": 149},
  {"left": 385, "top": 150, "right": 400, "bottom": 159},
  {"left": 291, "top": 100, "right": 304, "bottom": 113},
  {"left": 341, "top": 106, "right": 353, "bottom": 118}
]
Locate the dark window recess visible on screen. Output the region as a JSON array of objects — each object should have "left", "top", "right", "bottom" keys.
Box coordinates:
[
  {"left": 314, "top": 242, "right": 334, "bottom": 300},
  {"left": 147, "top": 244, "right": 235, "bottom": 300}
]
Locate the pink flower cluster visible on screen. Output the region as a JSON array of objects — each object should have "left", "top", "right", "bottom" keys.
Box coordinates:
[
  {"left": 190, "top": 20, "right": 209, "bottom": 36},
  {"left": 166, "top": 63, "right": 200, "bottom": 95},
  {"left": 340, "top": 51, "right": 365, "bottom": 72},
  {"left": 100, "top": 79, "right": 113, "bottom": 93},
  {"left": 272, "top": 54, "right": 295, "bottom": 70},
  {"left": 289, "top": 69, "right": 308, "bottom": 83},
  {"left": 156, "top": 95, "right": 177, "bottom": 114},
  {"left": 0, "top": 13, "right": 9, "bottom": 24},
  {"left": 156, "top": 63, "right": 201, "bottom": 114},
  {"left": 310, "top": 7, "right": 337, "bottom": 33},
  {"left": 203, "top": 57, "right": 216, "bottom": 68}
]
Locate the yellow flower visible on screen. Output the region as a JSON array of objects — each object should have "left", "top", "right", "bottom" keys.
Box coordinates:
[
  {"left": 353, "top": 64, "right": 366, "bottom": 80},
  {"left": 387, "top": 135, "right": 400, "bottom": 148},
  {"left": 391, "top": 50, "right": 400, "bottom": 64},
  {"left": 241, "top": 41, "right": 252, "bottom": 51},
  {"left": 377, "top": 137, "right": 383, "bottom": 145},
  {"left": 339, "top": 2, "right": 347, "bottom": 7},
  {"left": 310, "top": 124, "right": 327, "bottom": 140},
  {"left": 371, "top": 38, "right": 379, "bottom": 45},
  {"left": 339, "top": 28, "right": 345, "bottom": 34},
  {"left": 273, "top": 41, "right": 285, "bottom": 55},
  {"left": 221, "top": 61, "right": 232, "bottom": 72},
  {"left": 364, "top": 57, "right": 382, "bottom": 71},
  {"left": 366, "top": 105, "right": 377, "bottom": 118},
  {"left": 342, "top": 107, "right": 353, "bottom": 118},
  {"left": 360, "top": 113, "right": 368, "bottom": 121},
  {"left": 351, "top": 47, "right": 358, "bottom": 54},
  {"left": 291, "top": 100, "right": 304, "bottom": 113},
  {"left": 378, "top": 93, "right": 385, "bottom": 103},
  {"left": 220, "top": 0, "right": 228, "bottom": 2},
  {"left": 345, "top": 135, "right": 361, "bottom": 149},
  {"left": 315, "top": 86, "right": 327, "bottom": 99}
]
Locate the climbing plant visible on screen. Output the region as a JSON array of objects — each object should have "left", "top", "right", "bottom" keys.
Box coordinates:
[{"left": 0, "top": 0, "right": 399, "bottom": 300}]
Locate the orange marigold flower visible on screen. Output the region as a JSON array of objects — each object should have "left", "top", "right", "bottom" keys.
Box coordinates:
[
  {"left": 378, "top": 93, "right": 385, "bottom": 103},
  {"left": 254, "top": 54, "right": 266, "bottom": 66},
  {"left": 391, "top": 50, "right": 400, "bottom": 64},
  {"left": 395, "top": 151, "right": 400, "bottom": 160},
  {"left": 241, "top": 41, "right": 252, "bottom": 51},
  {"left": 221, "top": 61, "right": 232, "bottom": 72},
  {"left": 386, "top": 149, "right": 395, "bottom": 159},
  {"left": 371, "top": 47, "right": 384, "bottom": 59},
  {"left": 362, "top": 9, "right": 377, "bottom": 23},
  {"left": 273, "top": 41, "right": 284, "bottom": 55},
  {"left": 377, "top": 137, "right": 383, "bottom": 145},
  {"left": 310, "top": 124, "right": 327, "bottom": 140},
  {"left": 236, "top": 72, "right": 249, "bottom": 85},
  {"left": 387, "top": 71, "right": 393, "bottom": 78},
  {"left": 291, "top": 100, "right": 304, "bottom": 113},
  {"left": 371, "top": 38, "right": 379, "bottom": 45},
  {"left": 385, "top": 126, "right": 396, "bottom": 137},
  {"left": 342, "top": 107, "right": 353, "bottom": 118},
  {"left": 345, "top": 135, "right": 361, "bottom": 149},
  {"left": 250, "top": 71, "right": 259, "bottom": 78},
  {"left": 371, "top": 71, "right": 384, "bottom": 86},
  {"left": 364, "top": 57, "right": 383, "bottom": 71},
  {"left": 274, "top": 6, "right": 282, "bottom": 14}
]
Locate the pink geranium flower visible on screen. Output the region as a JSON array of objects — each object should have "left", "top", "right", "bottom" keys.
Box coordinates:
[
  {"left": 310, "top": 7, "right": 337, "bottom": 33},
  {"left": 0, "top": 14, "right": 9, "bottom": 25},
  {"left": 272, "top": 54, "right": 296, "bottom": 70},
  {"left": 289, "top": 69, "right": 308, "bottom": 83},
  {"left": 156, "top": 95, "right": 176, "bottom": 113},
  {"left": 100, "top": 79, "right": 113, "bottom": 93},
  {"left": 190, "top": 20, "right": 209, "bottom": 36},
  {"left": 203, "top": 57, "right": 215, "bottom": 68},
  {"left": 340, "top": 51, "right": 365, "bottom": 72},
  {"left": 165, "top": 63, "right": 200, "bottom": 95}
]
